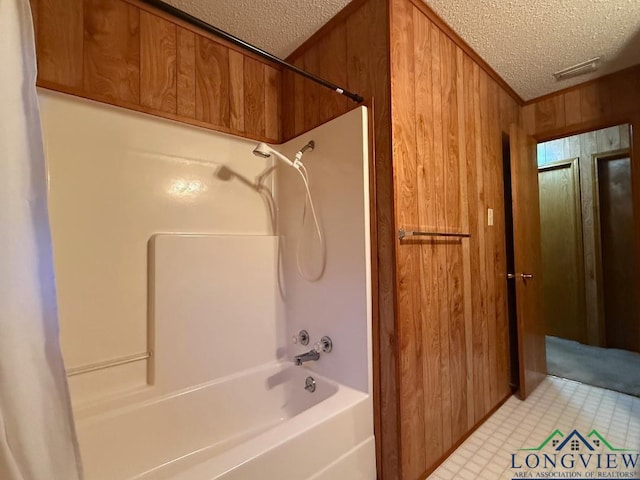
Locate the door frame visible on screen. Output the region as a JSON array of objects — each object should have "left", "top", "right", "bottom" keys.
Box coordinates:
[{"left": 592, "top": 148, "right": 632, "bottom": 347}]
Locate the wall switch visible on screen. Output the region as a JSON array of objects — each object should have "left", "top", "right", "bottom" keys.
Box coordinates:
[{"left": 488, "top": 208, "right": 494, "bottom": 226}]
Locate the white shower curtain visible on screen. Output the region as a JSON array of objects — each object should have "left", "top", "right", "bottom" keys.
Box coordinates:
[{"left": 0, "top": 0, "right": 83, "bottom": 478}]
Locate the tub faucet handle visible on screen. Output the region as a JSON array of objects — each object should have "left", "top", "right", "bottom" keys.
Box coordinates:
[
  {"left": 293, "top": 329, "right": 310, "bottom": 345},
  {"left": 315, "top": 336, "right": 333, "bottom": 353}
]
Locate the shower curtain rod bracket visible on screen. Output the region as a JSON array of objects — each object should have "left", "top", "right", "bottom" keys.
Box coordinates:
[{"left": 140, "top": 0, "right": 365, "bottom": 104}]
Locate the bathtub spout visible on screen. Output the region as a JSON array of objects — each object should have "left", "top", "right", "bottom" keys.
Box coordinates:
[{"left": 294, "top": 349, "right": 320, "bottom": 366}]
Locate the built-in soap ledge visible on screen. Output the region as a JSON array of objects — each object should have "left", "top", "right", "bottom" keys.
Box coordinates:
[
  {"left": 66, "top": 351, "right": 151, "bottom": 377},
  {"left": 67, "top": 354, "right": 151, "bottom": 415}
]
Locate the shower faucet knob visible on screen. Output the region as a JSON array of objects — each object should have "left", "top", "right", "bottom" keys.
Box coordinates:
[
  {"left": 316, "top": 336, "right": 333, "bottom": 353},
  {"left": 293, "top": 330, "right": 310, "bottom": 345}
]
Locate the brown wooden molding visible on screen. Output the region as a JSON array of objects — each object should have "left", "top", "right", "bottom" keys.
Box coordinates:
[
  {"left": 407, "top": 0, "right": 524, "bottom": 105},
  {"left": 523, "top": 63, "right": 640, "bottom": 106},
  {"left": 533, "top": 116, "right": 637, "bottom": 143}
]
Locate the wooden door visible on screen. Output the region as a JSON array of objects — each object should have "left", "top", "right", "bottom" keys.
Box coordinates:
[
  {"left": 595, "top": 155, "right": 639, "bottom": 352},
  {"left": 538, "top": 159, "right": 587, "bottom": 343},
  {"left": 510, "top": 124, "right": 547, "bottom": 399}
]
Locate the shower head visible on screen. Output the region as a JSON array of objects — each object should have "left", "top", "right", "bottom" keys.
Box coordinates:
[{"left": 252, "top": 143, "right": 296, "bottom": 168}]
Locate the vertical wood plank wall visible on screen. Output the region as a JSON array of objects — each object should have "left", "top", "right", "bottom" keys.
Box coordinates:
[
  {"left": 30, "top": 0, "right": 281, "bottom": 143},
  {"left": 522, "top": 65, "right": 640, "bottom": 140},
  {"left": 281, "top": 0, "right": 398, "bottom": 477},
  {"left": 389, "top": 0, "right": 520, "bottom": 477}
]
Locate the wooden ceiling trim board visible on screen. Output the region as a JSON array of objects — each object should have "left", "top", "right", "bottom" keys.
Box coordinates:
[{"left": 407, "top": 0, "right": 523, "bottom": 105}]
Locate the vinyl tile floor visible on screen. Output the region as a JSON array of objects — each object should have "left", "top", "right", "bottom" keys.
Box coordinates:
[{"left": 427, "top": 376, "right": 640, "bottom": 479}]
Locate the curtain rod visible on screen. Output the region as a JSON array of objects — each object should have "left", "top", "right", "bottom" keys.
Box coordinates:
[{"left": 140, "top": 0, "right": 365, "bottom": 104}]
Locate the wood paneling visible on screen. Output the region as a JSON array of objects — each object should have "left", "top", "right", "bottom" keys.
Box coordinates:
[
  {"left": 140, "top": 11, "right": 176, "bottom": 113},
  {"left": 523, "top": 65, "right": 640, "bottom": 140},
  {"left": 391, "top": 1, "right": 423, "bottom": 477},
  {"left": 405, "top": 0, "right": 522, "bottom": 105},
  {"left": 33, "top": 0, "right": 281, "bottom": 142},
  {"left": 243, "top": 57, "right": 265, "bottom": 137},
  {"left": 264, "top": 66, "right": 281, "bottom": 140},
  {"left": 176, "top": 27, "right": 196, "bottom": 119},
  {"left": 195, "top": 36, "right": 229, "bottom": 127},
  {"left": 389, "top": 0, "right": 515, "bottom": 477},
  {"left": 596, "top": 155, "right": 640, "bottom": 352},
  {"left": 37, "top": 0, "right": 84, "bottom": 87},
  {"left": 84, "top": 0, "right": 140, "bottom": 104},
  {"left": 413, "top": 12, "right": 444, "bottom": 469},
  {"left": 228, "top": 49, "right": 244, "bottom": 132},
  {"left": 317, "top": 23, "right": 349, "bottom": 123}
]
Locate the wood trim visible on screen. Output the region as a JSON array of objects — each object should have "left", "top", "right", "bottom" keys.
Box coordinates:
[
  {"left": 418, "top": 392, "right": 513, "bottom": 480},
  {"left": 364, "top": 97, "right": 383, "bottom": 480},
  {"left": 286, "top": 0, "right": 371, "bottom": 61},
  {"left": 537, "top": 157, "right": 579, "bottom": 172},
  {"left": 406, "top": 0, "right": 523, "bottom": 105},
  {"left": 632, "top": 118, "right": 640, "bottom": 341},
  {"left": 523, "top": 64, "right": 640, "bottom": 106},
  {"left": 591, "top": 148, "right": 633, "bottom": 350},
  {"left": 533, "top": 117, "right": 637, "bottom": 143},
  {"left": 36, "top": 81, "right": 279, "bottom": 143}
]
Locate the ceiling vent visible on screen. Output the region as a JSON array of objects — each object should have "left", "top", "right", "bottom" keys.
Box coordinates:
[{"left": 553, "top": 56, "right": 603, "bottom": 81}]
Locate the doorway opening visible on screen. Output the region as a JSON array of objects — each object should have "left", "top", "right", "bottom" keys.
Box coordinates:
[
  {"left": 536, "top": 124, "right": 640, "bottom": 397},
  {"left": 502, "top": 134, "right": 520, "bottom": 393}
]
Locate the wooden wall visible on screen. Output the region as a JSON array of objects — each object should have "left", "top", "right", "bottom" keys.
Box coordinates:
[
  {"left": 523, "top": 66, "right": 640, "bottom": 354},
  {"left": 522, "top": 65, "right": 640, "bottom": 141},
  {"left": 389, "top": 0, "right": 520, "bottom": 478},
  {"left": 281, "top": 1, "right": 398, "bottom": 478},
  {"left": 30, "top": 0, "right": 281, "bottom": 142}
]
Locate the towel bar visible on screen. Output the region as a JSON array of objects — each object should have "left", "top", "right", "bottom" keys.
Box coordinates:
[{"left": 398, "top": 228, "right": 470, "bottom": 240}]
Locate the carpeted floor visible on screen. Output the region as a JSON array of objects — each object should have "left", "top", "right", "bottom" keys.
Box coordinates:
[{"left": 546, "top": 335, "right": 640, "bottom": 397}]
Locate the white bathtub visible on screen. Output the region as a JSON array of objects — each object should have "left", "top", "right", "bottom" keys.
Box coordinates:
[{"left": 75, "top": 361, "right": 375, "bottom": 480}]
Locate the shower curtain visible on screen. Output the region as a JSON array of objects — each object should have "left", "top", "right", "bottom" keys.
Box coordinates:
[{"left": 0, "top": 0, "right": 83, "bottom": 478}]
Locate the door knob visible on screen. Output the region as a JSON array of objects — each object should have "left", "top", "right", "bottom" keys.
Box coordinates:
[
  {"left": 521, "top": 273, "right": 534, "bottom": 279},
  {"left": 507, "top": 273, "right": 516, "bottom": 279}
]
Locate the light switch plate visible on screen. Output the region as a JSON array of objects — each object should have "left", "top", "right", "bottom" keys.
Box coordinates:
[{"left": 488, "top": 208, "right": 494, "bottom": 226}]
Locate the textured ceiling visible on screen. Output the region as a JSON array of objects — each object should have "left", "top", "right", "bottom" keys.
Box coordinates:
[
  {"left": 164, "top": 0, "right": 640, "bottom": 101},
  {"left": 164, "top": 0, "right": 352, "bottom": 60},
  {"left": 424, "top": 0, "right": 640, "bottom": 100}
]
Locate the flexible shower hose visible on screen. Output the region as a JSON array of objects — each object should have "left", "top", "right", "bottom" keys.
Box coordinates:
[{"left": 295, "top": 164, "right": 326, "bottom": 281}]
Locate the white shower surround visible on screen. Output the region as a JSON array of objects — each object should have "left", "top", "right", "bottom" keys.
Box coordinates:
[
  {"left": 76, "top": 363, "right": 373, "bottom": 480},
  {"left": 42, "top": 92, "right": 374, "bottom": 479}
]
